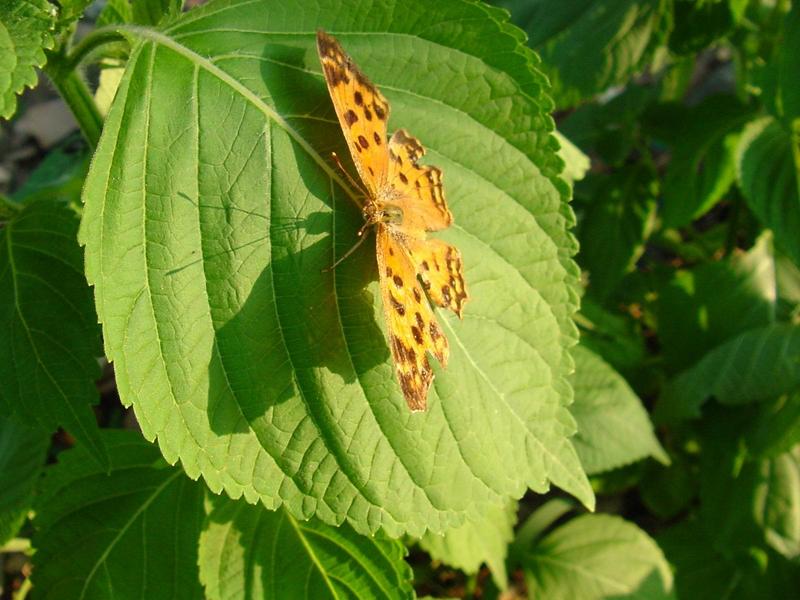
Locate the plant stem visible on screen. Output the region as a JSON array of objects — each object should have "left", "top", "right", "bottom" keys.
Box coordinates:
[
  {"left": 44, "top": 58, "right": 103, "bottom": 150},
  {"left": 13, "top": 577, "right": 32, "bottom": 600},
  {"left": 42, "top": 28, "right": 129, "bottom": 150}
]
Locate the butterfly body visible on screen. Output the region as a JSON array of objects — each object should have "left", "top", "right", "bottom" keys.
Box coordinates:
[{"left": 317, "top": 30, "right": 468, "bottom": 410}]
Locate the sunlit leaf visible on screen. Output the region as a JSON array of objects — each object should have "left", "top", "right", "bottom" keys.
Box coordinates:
[
  {"left": 0, "top": 0, "right": 56, "bottom": 119},
  {"left": 199, "top": 495, "right": 413, "bottom": 600},
  {"left": 80, "top": 0, "right": 592, "bottom": 536}
]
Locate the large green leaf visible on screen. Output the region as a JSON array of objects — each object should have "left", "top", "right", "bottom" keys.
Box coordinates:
[
  {"left": 747, "top": 394, "right": 800, "bottom": 460},
  {"left": 0, "top": 200, "right": 106, "bottom": 468},
  {"left": 0, "top": 415, "right": 49, "bottom": 545},
  {"left": 737, "top": 116, "right": 800, "bottom": 266},
  {"left": 419, "top": 499, "right": 516, "bottom": 589},
  {"left": 0, "top": 0, "right": 56, "bottom": 119},
  {"left": 523, "top": 514, "right": 674, "bottom": 599},
  {"left": 570, "top": 345, "right": 667, "bottom": 474},
  {"left": 80, "top": 0, "right": 591, "bottom": 536},
  {"left": 497, "top": 0, "right": 672, "bottom": 108},
  {"left": 656, "top": 233, "right": 776, "bottom": 374},
  {"left": 32, "top": 430, "right": 206, "bottom": 600},
  {"left": 657, "top": 324, "right": 800, "bottom": 422},
  {"left": 199, "top": 495, "right": 413, "bottom": 600}
]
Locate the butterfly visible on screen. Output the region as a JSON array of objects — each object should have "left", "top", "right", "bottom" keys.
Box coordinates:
[{"left": 316, "top": 30, "right": 468, "bottom": 411}]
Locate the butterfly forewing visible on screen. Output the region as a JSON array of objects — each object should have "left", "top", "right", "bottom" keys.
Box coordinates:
[{"left": 317, "top": 30, "right": 391, "bottom": 194}]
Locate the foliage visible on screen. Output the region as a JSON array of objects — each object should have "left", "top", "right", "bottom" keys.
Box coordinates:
[{"left": 0, "top": 0, "right": 798, "bottom": 597}]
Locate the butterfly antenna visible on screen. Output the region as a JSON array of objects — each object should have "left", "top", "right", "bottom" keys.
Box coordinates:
[
  {"left": 331, "top": 152, "right": 369, "bottom": 199},
  {"left": 323, "top": 229, "right": 371, "bottom": 272}
]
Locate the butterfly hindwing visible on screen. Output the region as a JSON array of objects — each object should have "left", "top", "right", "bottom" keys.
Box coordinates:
[
  {"left": 388, "top": 129, "right": 453, "bottom": 232},
  {"left": 405, "top": 237, "right": 468, "bottom": 318},
  {"left": 376, "top": 226, "right": 449, "bottom": 411},
  {"left": 317, "top": 30, "right": 391, "bottom": 194}
]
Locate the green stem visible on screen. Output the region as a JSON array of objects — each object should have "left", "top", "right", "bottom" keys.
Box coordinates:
[
  {"left": 42, "top": 28, "right": 129, "bottom": 150},
  {"left": 13, "top": 577, "right": 32, "bottom": 600},
  {"left": 44, "top": 58, "right": 103, "bottom": 150},
  {"left": 64, "top": 28, "right": 129, "bottom": 73}
]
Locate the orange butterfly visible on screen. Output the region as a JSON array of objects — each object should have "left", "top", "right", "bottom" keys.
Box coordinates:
[{"left": 317, "top": 30, "right": 468, "bottom": 411}]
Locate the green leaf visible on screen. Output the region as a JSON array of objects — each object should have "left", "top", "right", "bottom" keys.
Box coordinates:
[
  {"left": 659, "top": 519, "right": 800, "bottom": 600},
  {"left": 639, "top": 458, "right": 696, "bottom": 519},
  {"left": 0, "top": 200, "right": 107, "bottom": 468},
  {"left": 658, "top": 324, "right": 800, "bottom": 421},
  {"left": 554, "top": 130, "right": 590, "bottom": 186},
  {"left": 570, "top": 345, "right": 667, "bottom": 474},
  {"left": 747, "top": 394, "right": 800, "bottom": 460},
  {"left": 10, "top": 138, "right": 89, "bottom": 205},
  {"left": 0, "top": 415, "right": 49, "bottom": 545},
  {"left": 777, "top": 3, "right": 800, "bottom": 125},
  {"left": 503, "top": 0, "right": 672, "bottom": 108},
  {"left": 559, "top": 83, "right": 659, "bottom": 165},
  {"left": 32, "top": 430, "right": 205, "bottom": 600},
  {"left": 97, "top": 0, "right": 132, "bottom": 26},
  {"left": 737, "top": 116, "right": 800, "bottom": 266},
  {"left": 660, "top": 95, "right": 755, "bottom": 228},
  {"left": 523, "top": 514, "right": 674, "bottom": 599},
  {"left": 200, "top": 496, "right": 413, "bottom": 600},
  {"left": 577, "top": 299, "right": 647, "bottom": 377},
  {"left": 754, "top": 449, "right": 800, "bottom": 559},
  {"left": 577, "top": 164, "right": 657, "bottom": 299},
  {"left": 132, "top": 0, "right": 183, "bottom": 26},
  {"left": 656, "top": 233, "right": 776, "bottom": 374},
  {"left": 80, "top": 0, "right": 592, "bottom": 536},
  {"left": 668, "top": 0, "right": 737, "bottom": 55},
  {"left": 420, "top": 500, "right": 516, "bottom": 589},
  {"left": 0, "top": 0, "right": 56, "bottom": 119}
]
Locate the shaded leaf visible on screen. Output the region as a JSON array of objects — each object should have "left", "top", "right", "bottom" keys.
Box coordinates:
[
  {"left": 737, "top": 116, "right": 800, "bottom": 265},
  {"left": 80, "top": 0, "right": 592, "bottom": 536},
  {"left": 0, "top": 0, "right": 56, "bottom": 119},
  {"left": 577, "top": 164, "right": 657, "bottom": 299},
  {"left": 420, "top": 500, "right": 516, "bottom": 589},
  {"left": 777, "top": 3, "right": 800, "bottom": 125},
  {"left": 0, "top": 200, "right": 106, "bottom": 468},
  {"left": 747, "top": 394, "right": 800, "bottom": 460},
  {"left": 200, "top": 495, "right": 413, "bottom": 600},
  {"left": 500, "top": 0, "right": 672, "bottom": 108},
  {"left": 657, "top": 324, "right": 800, "bottom": 422},
  {"left": 32, "top": 430, "right": 205, "bottom": 600},
  {"left": 668, "top": 0, "right": 737, "bottom": 55},
  {"left": 570, "top": 345, "right": 667, "bottom": 474},
  {"left": 639, "top": 458, "right": 696, "bottom": 519},
  {"left": 656, "top": 233, "right": 776, "bottom": 374},
  {"left": 0, "top": 415, "right": 49, "bottom": 545},
  {"left": 660, "top": 94, "right": 755, "bottom": 228},
  {"left": 523, "top": 514, "right": 674, "bottom": 600},
  {"left": 659, "top": 519, "right": 800, "bottom": 600}
]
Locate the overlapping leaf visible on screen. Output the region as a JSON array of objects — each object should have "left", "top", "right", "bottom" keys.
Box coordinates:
[
  {"left": 570, "top": 345, "right": 667, "bottom": 474},
  {"left": 32, "top": 431, "right": 206, "bottom": 600},
  {"left": 496, "top": 0, "right": 672, "bottom": 108},
  {"left": 0, "top": 415, "right": 49, "bottom": 545},
  {"left": 199, "top": 495, "right": 413, "bottom": 600},
  {"left": 0, "top": 0, "right": 56, "bottom": 119},
  {"left": 0, "top": 200, "right": 106, "bottom": 468},
  {"left": 420, "top": 500, "right": 516, "bottom": 589},
  {"left": 522, "top": 514, "right": 674, "bottom": 599},
  {"left": 80, "top": 0, "right": 591, "bottom": 537},
  {"left": 737, "top": 116, "right": 800, "bottom": 266}
]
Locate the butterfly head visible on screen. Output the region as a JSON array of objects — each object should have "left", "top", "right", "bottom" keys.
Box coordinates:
[{"left": 363, "top": 202, "right": 404, "bottom": 228}]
